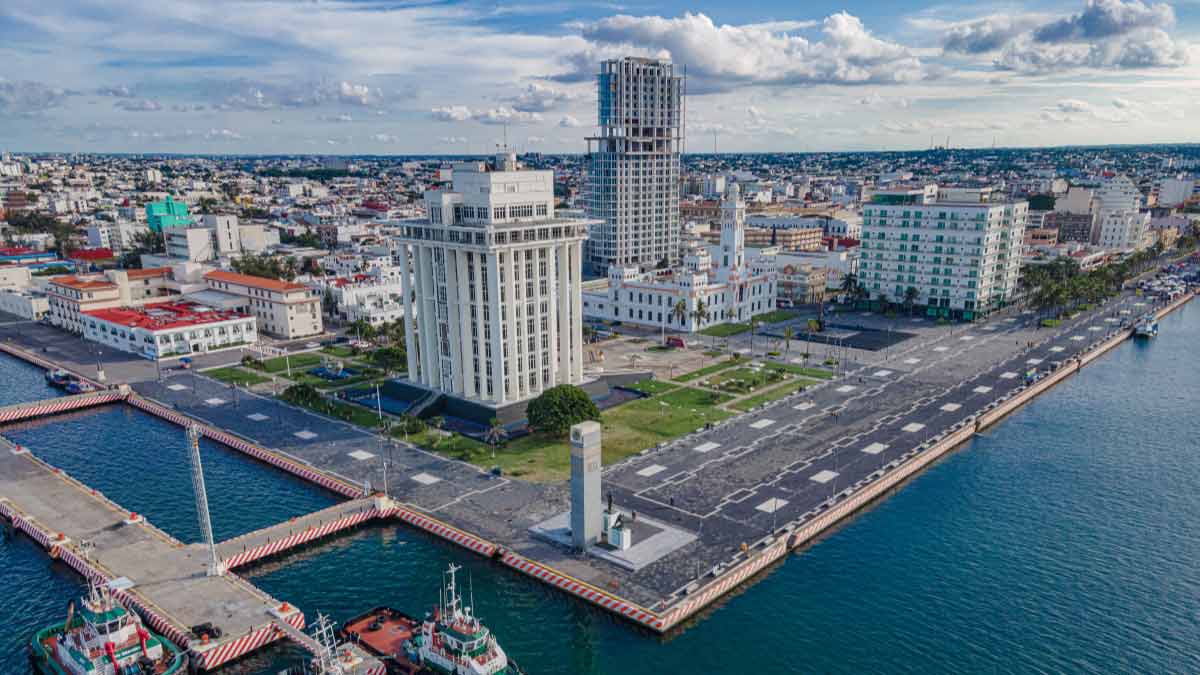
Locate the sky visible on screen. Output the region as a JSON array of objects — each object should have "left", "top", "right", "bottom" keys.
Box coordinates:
[{"left": 1, "top": 0, "right": 1199, "bottom": 154}]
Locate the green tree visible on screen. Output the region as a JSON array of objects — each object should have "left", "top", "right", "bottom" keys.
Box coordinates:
[
  {"left": 671, "top": 298, "right": 688, "bottom": 328},
  {"left": 782, "top": 326, "right": 794, "bottom": 353},
  {"left": 484, "top": 417, "right": 508, "bottom": 457},
  {"left": 372, "top": 347, "right": 405, "bottom": 376},
  {"left": 903, "top": 286, "right": 920, "bottom": 315},
  {"left": 526, "top": 384, "right": 600, "bottom": 437}
]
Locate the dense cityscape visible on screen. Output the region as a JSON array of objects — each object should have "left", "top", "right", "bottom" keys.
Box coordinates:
[{"left": 3, "top": 1, "right": 1200, "bottom": 673}]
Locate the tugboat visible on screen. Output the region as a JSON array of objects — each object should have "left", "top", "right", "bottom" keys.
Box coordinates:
[
  {"left": 64, "top": 378, "right": 96, "bottom": 395},
  {"left": 1134, "top": 314, "right": 1159, "bottom": 338},
  {"left": 45, "top": 369, "right": 72, "bottom": 388},
  {"left": 30, "top": 583, "right": 187, "bottom": 675},
  {"left": 339, "top": 564, "right": 521, "bottom": 675}
]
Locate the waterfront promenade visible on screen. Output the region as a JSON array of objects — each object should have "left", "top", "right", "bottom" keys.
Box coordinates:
[{"left": 0, "top": 286, "right": 1191, "bottom": 637}]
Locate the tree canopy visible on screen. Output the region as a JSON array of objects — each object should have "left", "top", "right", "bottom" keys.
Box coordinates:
[{"left": 526, "top": 384, "right": 599, "bottom": 437}]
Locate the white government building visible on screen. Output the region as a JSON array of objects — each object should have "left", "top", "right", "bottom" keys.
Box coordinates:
[
  {"left": 394, "top": 151, "right": 592, "bottom": 406},
  {"left": 582, "top": 183, "right": 777, "bottom": 332},
  {"left": 859, "top": 185, "right": 1027, "bottom": 320}
]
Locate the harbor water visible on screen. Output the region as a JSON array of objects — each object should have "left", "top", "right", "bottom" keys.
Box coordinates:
[{"left": 3, "top": 302, "right": 1199, "bottom": 673}]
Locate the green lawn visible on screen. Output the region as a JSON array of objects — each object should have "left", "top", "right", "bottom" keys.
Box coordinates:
[
  {"left": 624, "top": 378, "right": 679, "bottom": 396},
  {"left": 283, "top": 393, "right": 385, "bottom": 429},
  {"left": 731, "top": 378, "right": 818, "bottom": 412},
  {"left": 204, "top": 366, "right": 269, "bottom": 386},
  {"left": 703, "top": 366, "right": 790, "bottom": 395},
  {"left": 753, "top": 309, "right": 800, "bottom": 324},
  {"left": 762, "top": 362, "right": 836, "bottom": 379},
  {"left": 674, "top": 355, "right": 744, "bottom": 382},
  {"left": 430, "top": 383, "right": 732, "bottom": 482},
  {"left": 699, "top": 322, "right": 751, "bottom": 337},
  {"left": 251, "top": 352, "right": 325, "bottom": 373},
  {"left": 321, "top": 345, "right": 358, "bottom": 358}
]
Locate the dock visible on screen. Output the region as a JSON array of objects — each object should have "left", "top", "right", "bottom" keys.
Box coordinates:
[
  {"left": 0, "top": 433, "right": 385, "bottom": 673},
  {"left": 0, "top": 286, "right": 1194, "bottom": 649}
]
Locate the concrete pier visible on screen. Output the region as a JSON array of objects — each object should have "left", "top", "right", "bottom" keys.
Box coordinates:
[
  {"left": 0, "top": 285, "right": 1193, "bottom": 640},
  {"left": 0, "top": 437, "right": 384, "bottom": 673}
]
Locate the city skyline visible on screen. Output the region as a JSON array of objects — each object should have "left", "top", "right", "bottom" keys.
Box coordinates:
[{"left": 2, "top": 0, "right": 1199, "bottom": 155}]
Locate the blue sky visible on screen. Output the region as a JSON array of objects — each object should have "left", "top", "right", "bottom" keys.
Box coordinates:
[{"left": 1, "top": 0, "right": 1197, "bottom": 154}]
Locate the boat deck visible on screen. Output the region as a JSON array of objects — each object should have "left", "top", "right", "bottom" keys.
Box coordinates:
[{"left": 342, "top": 608, "right": 419, "bottom": 664}]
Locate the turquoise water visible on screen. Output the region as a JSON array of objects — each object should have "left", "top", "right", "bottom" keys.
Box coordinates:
[{"left": 4, "top": 303, "right": 1200, "bottom": 673}]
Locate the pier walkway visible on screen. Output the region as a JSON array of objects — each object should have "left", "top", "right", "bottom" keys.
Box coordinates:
[
  {"left": 0, "top": 436, "right": 384, "bottom": 673},
  {"left": 218, "top": 496, "right": 388, "bottom": 570}
]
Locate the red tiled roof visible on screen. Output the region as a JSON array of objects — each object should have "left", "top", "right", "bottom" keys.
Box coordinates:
[
  {"left": 69, "top": 248, "right": 115, "bottom": 260},
  {"left": 49, "top": 275, "right": 118, "bottom": 291},
  {"left": 84, "top": 301, "right": 250, "bottom": 332},
  {"left": 205, "top": 269, "right": 308, "bottom": 292},
  {"left": 126, "top": 267, "right": 170, "bottom": 279}
]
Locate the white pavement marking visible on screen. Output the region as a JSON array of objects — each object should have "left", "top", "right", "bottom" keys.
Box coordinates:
[
  {"left": 1050, "top": 346, "right": 1065, "bottom": 353},
  {"left": 636, "top": 464, "right": 667, "bottom": 477},
  {"left": 836, "top": 385, "right": 858, "bottom": 393},
  {"left": 792, "top": 402, "right": 815, "bottom": 411},
  {"left": 903, "top": 358, "right": 921, "bottom": 365},
  {"left": 1089, "top": 326, "right": 1103, "bottom": 331},
  {"left": 1071, "top": 336, "right": 1086, "bottom": 341},
  {"left": 982, "top": 326, "right": 997, "bottom": 331},
  {"left": 810, "top": 470, "right": 839, "bottom": 484},
  {"left": 1027, "top": 358, "right": 1043, "bottom": 365},
  {"left": 872, "top": 370, "right": 893, "bottom": 377},
  {"left": 294, "top": 430, "right": 318, "bottom": 440},
  {"left": 902, "top": 422, "right": 926, "bottom": 433},
  {"left": 1105, "top": 318, "right": 1119, "bottom": 323},
  {"left": 750, "top": 419, "right": 776, "bottom": 429},
  {"left": 933, "top": 346, "right": 949, "bottom": 352},
  {"left": 167, "top": 384, "right": 187, "bottom": 392},
  {"left": 973, "top": 386, "right": 993, "bottom": 394},
  {"left": 1000, "top": 372, "right": 1017, "bottom": 379},
  {"left": 911, "top": 317, "right": 923, "bottom": 322},
  {"left": 790, "top": 357, "right": 805, "bottom": 364},
  {"left": 960, "top": 335, "right": 975, "bottom": 341},
  {"left": 204, "top": 397, "right": 226, "bottom": 406},
  {"left": 247, "top": 413, "right": 269, "bottom": 422},
  {"left": 348, "top": 450, "right": 375, "bottom": 461},
  {"left": 736, "top": 348, "right": 751, "bottom": 355},
  {"left": 694, "top": 441, "right": 721, "bottom": 453},
  {"left": 756, "top": 498, "right": 788, "bottom": 513},
  {"left": 411, "top": 472, "right": 441, "bottom": 485},
  {"left": 861, "top": 442, "right": 888, "bottom": 455},
  {"left": 940, "top": 403, "right": 962, "bottom": 412}
]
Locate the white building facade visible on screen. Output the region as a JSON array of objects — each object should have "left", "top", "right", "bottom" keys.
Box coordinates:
[
  {"left": 1096, "top": 175, "right": 1151, "bottom": 251},
  {"left": 860, "top": 186, "right": 1027, "bottom": 320},
  {"left": 584, "top": 57, "right": 682, "bottom": 273},
  {"left": 394, "top": 152, "right": 592, "bottom": 405},
  {"left": 582, "top": 184, "right": 777, "bottom": 331}
]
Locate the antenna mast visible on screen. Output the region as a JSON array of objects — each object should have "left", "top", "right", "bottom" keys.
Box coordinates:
[{"left": 187, "top": 425, "right": 222, "bottom": 576}]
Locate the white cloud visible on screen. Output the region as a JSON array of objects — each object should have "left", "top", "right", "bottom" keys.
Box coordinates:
[
  {"left": 0, "top": 79, "right": 70, "bottom": 116},
  {"left": 508, "top": 82, "right": 574, "bottom": 112},
  {"left": 431, "top": 105, "right": 542, "bottom": 125},
  {"left": 96, "top": 85, "right": 135, "bottom": 98},
  {"left": 372, "top": 133, "right": 400, "bottom": 143},
  {"left": 558, "top": 114, "right": 583, "bottom": 128},
  {"left": 564, "top": 12, "right": 926, "bottom": 91},
  {"left": 438, "top": 136, "right": 468, "bottom": 144},
  {"left": 204, "top": 128, "right": 243, "bottom": 141},
  {"left": 115, "top": 98, "right": 163, "bottom": 112}
]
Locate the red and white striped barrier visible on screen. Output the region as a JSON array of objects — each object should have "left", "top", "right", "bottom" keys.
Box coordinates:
[
  {"left": 499, "top": 551, "right": 665, "bottom": 630},
  {"left": 126, "top": 396, "right": 364, "bottom": 498},
  {"left": 223, "top": 507, "right": 385, "bottom": 569},
  {"left": 393, "top": 507, "right": 498, "bottom": 557},
  {"left": 193, "top": 612, "right": 305, "bottom": 671},
  {"left": 657, "top": 538, "right": 789, "bottom": 631},
  {"left": 0, "top": 391, "right": 123, "bottom": 424}
]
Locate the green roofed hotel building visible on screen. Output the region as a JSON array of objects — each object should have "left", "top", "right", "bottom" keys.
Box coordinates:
[
  {"left": 860, "top": 185, "right": 1027, "bottom": 321},
  {"left": 145, "top": 196, "right": 192, "bottom": 232}
]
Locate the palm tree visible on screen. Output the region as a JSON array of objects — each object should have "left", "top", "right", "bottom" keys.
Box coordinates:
[
  {"left": 840, "top": 273, "right": 858, "bottom": 304},
  {"left": 692, "top": 299, "right": 710, "bottom": 346},
  {"left": 484, "top": 417, "right": 507, "bottom": 458},
  {"left": 782, "top": 326, "right": 794, "bottom": 354},
  {"left": 903, "top": 286, "right": 919, "bottom": 316},
  {"left": 749, "top": 317, "right": 761, "bottom": 352},
  {"left": 671, "top": 299, "right": 688, "bottom": 329},
  {"left": 876, "top": 292, "right": 891, "bottom": 315}
]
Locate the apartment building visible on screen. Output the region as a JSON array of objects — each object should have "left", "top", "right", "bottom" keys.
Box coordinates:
[
  {"left": 860, "top": 185, "right": 1027, "bottom": 320},
  {"left": 46, "top": 267, "right": 174, "bottom": 333},
  {"left": 584, "top": 57, "right": 682, "bottom": 273},
  {"left": 1096, "top": 175, "right": 1150, "bottom": 251},
  {"left": 702, "top": 225, "right": 823, "bottom": 251},
  {"left": 203, "top": 269, "right": 323, "bottom": 339}
]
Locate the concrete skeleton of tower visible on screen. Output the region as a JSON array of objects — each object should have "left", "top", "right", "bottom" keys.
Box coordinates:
[{"left": 585, "top": 57, "right": 683, "bottom": 274}]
